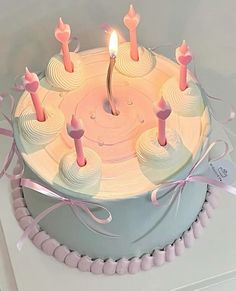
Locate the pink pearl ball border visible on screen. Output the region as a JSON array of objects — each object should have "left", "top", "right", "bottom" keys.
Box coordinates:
[{"left": 12, "top": 178, "right": 219, "bottom": 275}]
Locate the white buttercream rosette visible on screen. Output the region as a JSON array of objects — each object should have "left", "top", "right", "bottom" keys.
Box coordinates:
[
  {"left": 18, "top": 105, "right": 65, "bottom": 145},
  {"left": 161, "top": 77, "right": 205, "bottom": 117},
  {"left": 59, "top": 148, "right": 102, "bottom": 193},
  {"left": 115, "top": 42, "right": 156, "bottom": 77},
  {"left": 136, "top": 128, "right": 191, "bottom": 182},
  {"left": 46, "top": 52, "right": 84, "bottom": 91}
]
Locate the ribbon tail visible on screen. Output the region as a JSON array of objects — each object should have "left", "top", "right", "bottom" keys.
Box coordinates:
[
  {"left": 174, "top": 186, "right": 183, "bottom": 218},
  {"left": 5, "top": 148, "right": 24, "bottom": 180},
  {"left": 0, "top": 128, "right": 13, "bottom": 137},
  {"left": 78, "top": 202, "right": 112, "bottom": 224},
  {"left": 189, "top": 175, "right": 236, "bottom": 196},
  {"left": 17, "top": 201, "right": 65, "bottom": 250},
  {"left": 224, "top": 126, "right": 236, "bottom": 138},
  {"left": 132, "top": 191, "right": 177, "bottom": 244},
  {"left": 0, "top": 142, "right": 15, "bottom": 179},
  {"left": 133, "top": 185, "right": 181, "bottom": 243},
  {"left": 71, "top": 205, "right": 119, "bottom": 238}
]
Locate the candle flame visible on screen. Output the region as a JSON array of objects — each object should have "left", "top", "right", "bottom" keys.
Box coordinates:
[{"left": 109, "top": 30, "right": 118, "bottom": 57}]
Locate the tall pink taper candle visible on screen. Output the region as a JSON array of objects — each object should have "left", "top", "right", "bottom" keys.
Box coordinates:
[
  {"left": 23, "top": 67, "right": 45, "bottom": 122},
  {"left": 153, "top": 97, "right": 172, "bottom": 146},
  {"left": 67, "top": 115, "right": 86, "bottom": 167},
  {"left": 176, "top": 40, "right": 193, "bottom": 91},
  {"left": 55, "top": 18, "right": 73, "bottom": 73},
  {"left": 123, "top": 5, "right": 140, "bottom": 61}
]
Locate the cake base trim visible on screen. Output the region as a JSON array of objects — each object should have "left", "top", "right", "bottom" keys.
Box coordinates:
[{"left": 12, "top": 178, "right": 218, "bottom": 275}]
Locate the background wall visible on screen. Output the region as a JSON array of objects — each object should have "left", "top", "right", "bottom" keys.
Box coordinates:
[
  {"left": 0, "top": 0, "right": 236, "bottom": 153},
  {"left": 1, "top": 0, "right": 236, "bottom": 90}
]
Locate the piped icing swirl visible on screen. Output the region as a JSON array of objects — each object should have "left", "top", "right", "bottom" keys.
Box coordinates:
[
  {"left": 161, "top": 77, "right": 205, "bottom": 117},
  {"left": 136, "top": 128, "right": 191, "bottom": 182},
  {"left": 115, "top": 42, "right": 156, "bottom": 77},
  {"left": 18, "top": 106, "right": 65, "bottom": 145},
  {"left": 59, "top": 148, "right": 102, "bottom": 193},
  {"left": 45, "top": 52, "right": 84, "bottom": 91}
]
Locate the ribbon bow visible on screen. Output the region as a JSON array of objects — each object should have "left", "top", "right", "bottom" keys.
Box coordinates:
[
  {"left": 132, "top": 140, "right": 236, "bottom": 244},
  {"left": 151, "top": 140, "right": 236, "bottom": 211},
  {"left": 17, "top": 178, "right": 118, "bottom": 250}
]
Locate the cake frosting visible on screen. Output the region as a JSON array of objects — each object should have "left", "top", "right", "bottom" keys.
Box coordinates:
[
  {"left": 46, "top": 52, "right": 84, "bottom": 90},
  {"left": 14, "top": 47, "right": 209, "bottom": 198},
  {"left": 12, "top": 43, "right": 211, "bottom": 270},
  {"left": 12, "top": 182, "right": 219, "bottom": 274},
  {"left": 59, "top": 148, "right": 102, "bottom": 193},
  {"left": 136, "top": 128, "right": 191, "bottom": 182},
  {"left": 0, "top": 3, "right": 230, "bottom": 276},
  {"left": 18, "top": 105, "right": 65, "bottom": 145},
  {"left": 116, "top": 42, "right": 156, "bottom": 77},
  {"left": 161, "top": 76, "right": 205, "bottom": 117}
]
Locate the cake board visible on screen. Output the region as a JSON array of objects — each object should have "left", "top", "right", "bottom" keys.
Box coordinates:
[{"left": 1, "top": 122, "right": 236, "bottom": 291}]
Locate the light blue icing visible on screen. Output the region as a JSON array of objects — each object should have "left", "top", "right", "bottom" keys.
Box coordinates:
[{"left": 22, "top": 150, "right": 208, "bottom": 260}]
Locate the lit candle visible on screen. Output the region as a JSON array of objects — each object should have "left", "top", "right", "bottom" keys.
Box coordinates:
[
  {"left": 67, "top": 115, "right": 86, "bottom": 167},
  {"left": 55, "top": 17, "right": 73, "bottom": 73},
  {"left": 176, "top": 40, "right": 192, "bottom": 91},
  {"left": 106, "top": 30, "right": 119, "bottom": 116},
  {"left": 23, "top": 67, "right": 45, "bottom": 122},
  {"left": 123, "top": 4, "right": 140, "bottom": 61},
  {"left": 153, "top": 97, "right": 172, "bottom": 146}
]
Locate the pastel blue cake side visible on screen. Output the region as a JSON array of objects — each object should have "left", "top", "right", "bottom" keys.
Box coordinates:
[{"left": 22, "top": 152, "right": 208, "bottom": 260}]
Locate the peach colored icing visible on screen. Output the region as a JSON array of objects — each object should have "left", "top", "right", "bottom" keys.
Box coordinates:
[
  {"left": 59, "top": 148, "right": 102, "bottom": 193},
  {"left": 18, "top": 105, "right": 65, "bottom": 145},
  {"left": 116, "top": 42, "right": 156, "bottom": 77},
  {"left": 136, "top": 128, "right": 191, "bottom": 183},
  {"left": 161, "top": 77, "right": 205, "bottom": 117},
  {"left": 46, "top": 52, "right": 84, "bottom": 90},
  {"left": 14, "top": 47, "right": 209, "bottom": 199}
]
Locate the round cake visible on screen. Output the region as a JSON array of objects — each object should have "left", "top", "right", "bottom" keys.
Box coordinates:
[
  {"left": 2, "top": 8, "right": 220, "bottom": 275},
  {"left": 12, "top": 42, "right": 212, "bottom": 263}
]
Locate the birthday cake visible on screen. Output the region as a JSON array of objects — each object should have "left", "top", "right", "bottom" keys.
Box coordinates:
[{"left": 4, "top": 6, "right": 222, "bottom": 275}]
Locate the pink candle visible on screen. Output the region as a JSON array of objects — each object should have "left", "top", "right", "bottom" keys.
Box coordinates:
[
  {"left": 67, "top": 115, "right": 86, "bottom": 167},
  {"left": 123, "top": 4, "right": 140, "bottom": 61},
  {"left": 153, "top": 97, "right": 172, "bottom": 146},
  {"left": 23, "top": 67, "right": 45, "bottom": 122},
  {"left": 176, "top": 40, "right": 192, "bottom": 91},
  {"left": 55, "top": 18, "right": 73, "bottom": 73}
]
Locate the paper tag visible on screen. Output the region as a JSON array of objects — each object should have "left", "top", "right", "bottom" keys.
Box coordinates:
[{"left": 208, "top": 159, "right": 236, "bottom": 185}]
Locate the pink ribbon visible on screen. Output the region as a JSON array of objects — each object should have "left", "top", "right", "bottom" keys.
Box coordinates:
[
  {"left": 0, "top": 94, "right": 24, "bottom": 179},
  {"left": 192, "top": 60, "right": 236, "bottom": 127},
  {"left": 151, "top": 140, "right": 236, "bottom": 212},
  {"left": 132, "top": 140, "right": 236, "bottom": 244},
  {"left": 17, "top": 178, "right": 118, "bottom": 250},
  {"left": 0, "top": 94, "right": 117, "bottom": 249}
]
